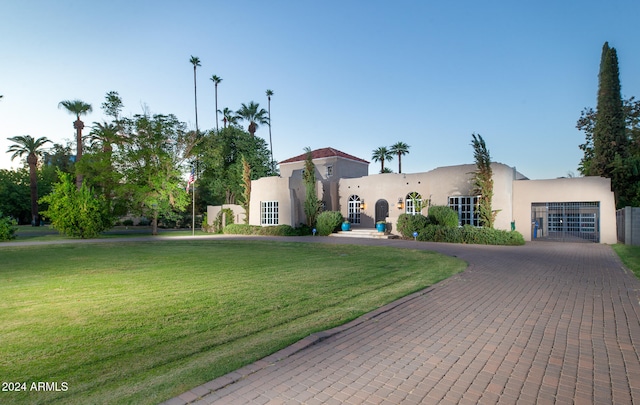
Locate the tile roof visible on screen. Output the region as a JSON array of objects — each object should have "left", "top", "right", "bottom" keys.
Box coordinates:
[{"left": 279, "top": 147, "right": 369, "bottom": 165}]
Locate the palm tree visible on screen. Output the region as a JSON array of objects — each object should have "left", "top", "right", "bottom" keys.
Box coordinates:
[
  {"left": 190, "top": 56, "right": 201, "bottom": 135},
  {"left": 58, "top": 99, "right": 92, "bottom": 188},
  {"left": 372, "top": 146, "right": 394, "bottom": 174},
  {"left": 6, "top": 135, "right": 51, "bottom": 225},
  {"left": 390, "top": 142, "right": 410, "bottom": 173},
  {"left": 218, "top": 107, "right": 239, "bottom": 128},
  {"left": 88, "top": 121, "right": 123, "bottom": 153},
  {"left": 210, "top": 75, "right": 222, "bottom": 132},
  {"left": 265, "top": 89, "right": 274, "bottom": 168},
  {"left": 235, "top": 101, "right": 269, "bottom": 136}
]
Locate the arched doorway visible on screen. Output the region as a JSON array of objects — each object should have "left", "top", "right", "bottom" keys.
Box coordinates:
[{"left": 375, "top": 199, "right": 389, "bottom": 225}]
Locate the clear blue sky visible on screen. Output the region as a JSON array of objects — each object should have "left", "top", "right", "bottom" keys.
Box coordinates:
[{"left": 1, "top": 1, "right": 639, "bottom": 179}]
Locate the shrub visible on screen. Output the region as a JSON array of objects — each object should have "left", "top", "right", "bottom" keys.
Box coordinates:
[
  {"left": 397, "top": 213, "right": 429, "bottom": 238},
  {"left": 223, "top": 224, "right": 310, "bottom": 237},
  {"left": 0, "top": 212, "right": 17, "bottom": 241},
  {"left": 40, "top": 172, "right": 113, "bottom": 239},
  {"left": 122, "top": 219, "right": 134, "bottom": 227},
  {"left": 316, "top": 211, "right": 344, "bottom": 236},
  {"left": 427, "top": 205, "right": 459, "bottom": 227}
]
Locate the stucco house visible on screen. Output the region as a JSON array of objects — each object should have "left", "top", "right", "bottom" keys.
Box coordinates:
[{"left": 214, "top": 147, "right": 616, "bottom": 244}]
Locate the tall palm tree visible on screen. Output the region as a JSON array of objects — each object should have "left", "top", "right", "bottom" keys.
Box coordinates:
[
  {"left": 6, "top": 135, "right": 51, "bottom": 225},
  {"left": 190, "top": 56, "right": 201, "bottom": 135},
  {"left": 390, "top": 141, "right": 410, "bottom": 173},
  {"left": 58, "top": 99, "right": 92, "bottom": 188},
  {"left": 265, "top": 89, "right": 274, "bottom": 168},
  {"left": 372, "top": 146, "right": 394, "bottom": 174},
  {"left": 210, "top": 75, "right": 222, "bottom": 132},
  {"left": 235, "top": 101, "right": 269, "bottom": 136},
  {"left": 218, "top": 107, "right": 239, "bottom": 128}
]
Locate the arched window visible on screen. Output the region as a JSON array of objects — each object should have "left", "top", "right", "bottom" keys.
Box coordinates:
[
  {"left": 405, "top": 192, "right": 422, "bottom": 215},
  {"left": 348, "top": 195, "right": 361, "bottom": 224}
]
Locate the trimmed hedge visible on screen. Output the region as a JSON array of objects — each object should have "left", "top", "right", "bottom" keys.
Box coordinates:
[
  {"left": 223, "top": 223, "right": 311, "bottom": 236},
  {"left": 427, "top": 205, "right": 459, "bottom": 227},
  {"left": 397, "top": 213, "right": 524, "bottom": 246},
  {"left": 397, "top": 213, "right": 429, "bottom": 237},
  {"left": 316, "top": 211, "right": 344, "bottom": 236}
]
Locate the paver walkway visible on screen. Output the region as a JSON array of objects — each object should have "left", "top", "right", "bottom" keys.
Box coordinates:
[{"left": 159, "top": 238, "right": 640, "bottom": 404}]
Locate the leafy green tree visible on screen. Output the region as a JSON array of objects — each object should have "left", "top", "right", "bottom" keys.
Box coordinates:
[
  {"left": 210, "top": 75, "right": 222, "bottom": 132},
  {"left": 58, "top": 99, "right": 92, "bottom": 188},
  {"left": 0, "top": 166, "right": 58, "bottom": 224},
  {"left": 197, "top": 126, "right": 273, "bottom": 206},
  {"left": 190, "top": 56, "right": 201, "bottom": 135},
  {"left": 101, "top": 91, "right": 124, "bottom": 123},
  {"left": 76, "top": 121, "right": 126, "bottom": 216},
  {"left": 40, "top": 171, "right": 112, "bottom": 238},
  {"left": 6, "top": 135, "right": 51, "bottom": 225},
  {"left": 302, "top": 147, "right": 321, "bottom": 227},
  {"left": 372, "top": 146, "right": 393, "bottom": 174},
  {"left": 0, "top": 168, "right": 30, "bottom": 223},
  {"left": 43, "top": 142, "right": 75, "bottom": 174},
  {"left": 236, "top": 101, "right": 269, "bottom": 136},
  {"left": 470, "top": 133, "right": 496, "bottom": 228},
  {"left": 390, "top": 142, "right": 410, "bottom": 173},
  {"left": 118, "top": 113, "right": 196, "bottom": 235}
]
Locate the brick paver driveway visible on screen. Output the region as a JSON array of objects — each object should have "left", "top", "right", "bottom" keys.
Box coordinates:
[{"left": 164, "top": 239, "right": 640, "bottom": 405}]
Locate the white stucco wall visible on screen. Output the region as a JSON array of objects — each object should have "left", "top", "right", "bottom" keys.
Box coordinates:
[{"left": 512, "top": 176, "right": 616, "bottom": 243}]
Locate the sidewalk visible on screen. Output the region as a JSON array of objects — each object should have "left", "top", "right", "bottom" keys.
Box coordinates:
[{"left": 162, "top": 240, "right": 640, "bottom": 404}]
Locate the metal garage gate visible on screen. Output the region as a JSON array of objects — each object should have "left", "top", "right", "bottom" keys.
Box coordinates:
[{"left": 531, "top": 202, "right": 600, "bottom": 243}]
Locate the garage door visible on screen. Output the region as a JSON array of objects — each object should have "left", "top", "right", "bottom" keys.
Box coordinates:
[{"left": 531, "top": 202, "right": 600, "bottom": 243}]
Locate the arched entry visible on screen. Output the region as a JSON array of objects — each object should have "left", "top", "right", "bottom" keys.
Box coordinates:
[{"left": 375, "top": 199, "right": 389, "bottom": 224}]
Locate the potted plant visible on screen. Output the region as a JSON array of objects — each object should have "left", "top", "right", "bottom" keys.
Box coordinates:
[
  {"left": 376, "top": 221, "right": 386, "bottom": 233},
  {"left": 341, "top": 220, "right": 351, "bottom": 231}
]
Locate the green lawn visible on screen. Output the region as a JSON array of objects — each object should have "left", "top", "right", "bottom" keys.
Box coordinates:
[
  {"left": 612, "top": 243, "right": 640, "bottom": 279},
  {"left": 0, "top": 240, "right": 466, "bottom": 405},
  {"left": 12, "top": 225, "right": 207, "bottom": 242}
]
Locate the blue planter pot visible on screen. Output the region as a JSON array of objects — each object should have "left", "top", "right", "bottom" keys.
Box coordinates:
[
  {"left": 376, "top": 222, "right": 386, "bottom": 233},
  {"left": 341, "top": 222, "right": 351, "bottom": 231}
]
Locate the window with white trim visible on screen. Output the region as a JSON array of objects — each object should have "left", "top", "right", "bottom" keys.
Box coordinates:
[
  {"left": 326, "top": 165, "right": 333, "bottom": 178},
  {"left": 347, "top": 195, "right": 361, "bottom": 224},
  {"left": 260, "top": 201, "right": 279, "bottom": 225},
  {"left": 405, "top": 192, "right": 422, "bottom": 215},
  {"left": 448, "top": 196, "right": 479, "bottom": 226}
]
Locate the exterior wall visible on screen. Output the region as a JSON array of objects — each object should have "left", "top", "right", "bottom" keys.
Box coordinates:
[
  {"left": 512, "top": 176, "right": 616, "bottom": 243},
  {"left": 207, "top": 204, "right": 245, "bottom": 227},
  {"left": 249, "top": 176, "right": 321, "bottom": 227},
  {"left": 279, "top": 156, "right": 368, "bottom": 182},
  {"left": 337, "top": 163, "right": 517, "bottom": 231}
]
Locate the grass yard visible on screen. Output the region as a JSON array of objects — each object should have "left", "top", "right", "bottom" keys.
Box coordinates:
[
  {"left": 12, "top": 225, "right": 207, "bottom": 242},
  {"left": 612, "top": 243, "right": 640, "bottom": 279},
  {"left": 0, "top": 240, "right": 466, "bottom": 405}
]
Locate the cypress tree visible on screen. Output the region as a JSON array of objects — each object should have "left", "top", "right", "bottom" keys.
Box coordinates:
[{"left": 592, "top": 42, "right": 626, "bottom": 184}]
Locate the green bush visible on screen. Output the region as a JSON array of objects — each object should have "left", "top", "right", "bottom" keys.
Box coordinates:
[
  {"left": 122, "top": 219, "right": 134, "bottom": 227},
  {"left": 417, "top": 225, "right": 524, "bottom": 245},
  {"left": 316, "top": 211, "right": 344, "bottom": 236},
  {"left": 427, "top": 205, "right": 459, "bottom": 227},
  {"left": 223, "top": 224, "right": 310, "bottom": 237},
  {"left": 40, "top": 172, "right": 113, "bottom": 239},
  {"left": 397, "top": 213, "right": 429, "bottom": 238},
  {"left": 0, "top": 212, "right": 18, "bottom": 241}
]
